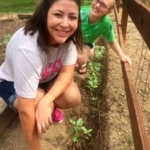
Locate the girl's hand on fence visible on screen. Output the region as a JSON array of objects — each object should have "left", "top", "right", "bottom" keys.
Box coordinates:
[{"left": 120, "top": 54, "right": 132, "bottom": 66}]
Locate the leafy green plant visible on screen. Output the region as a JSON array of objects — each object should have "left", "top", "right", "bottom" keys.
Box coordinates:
[
  {"left": 70, "top": 118, "right": 92, "bottom": 143},
  {"left": 69, "top": 45, "right": 105, "bottom": 149},
  {"left": 88, "top": 61, "right": 102, "bottom": 73},
  {"left": 95, "top": 45, "right": 105, "bottom": 59},
  {"left": 0, "top": 0, "right": 36, "bottom": 13},
  {"left": 86, "top": 70, "right": 100, "bottom": 91},
  {"left": 86, "top": 45, "right": 105, "bottom": 91},
  {"left": 123, "top": 136, "right": 134, "bottom": 150},
  {"left": 126, "top": 136, "right": 133, "bottom": 144}
]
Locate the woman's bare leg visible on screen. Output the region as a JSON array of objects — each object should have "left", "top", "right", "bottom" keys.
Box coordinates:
[
  {"left": 54, "top": 81, "right": 81, "bottom": 109},
  {"left": 77, "top": 44, "right": 93, "bottom": 73},
  {"left": 14, "top": 81, "right": 81, "bottom": 111},
  {"left": 77, "top": 45, "right": 91, "bottom": 65},
  {"left": 13, "top": 88, "right": 46, "bottom": 110}
]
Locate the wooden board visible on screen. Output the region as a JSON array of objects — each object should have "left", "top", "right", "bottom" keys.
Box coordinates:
[
  {"left": 0, "top": 101, "right": 17, "bottom": 135},
  {"left": 122, "top": 0, "right": 150, "bottom": 49}
]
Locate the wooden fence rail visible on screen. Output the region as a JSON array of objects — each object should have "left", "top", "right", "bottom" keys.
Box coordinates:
[
  {"left": 122, "top": 0, "right": 150, "bottom": 49},
  {"left": 115, "top": 0, "right": 150, "bottom": 149}
]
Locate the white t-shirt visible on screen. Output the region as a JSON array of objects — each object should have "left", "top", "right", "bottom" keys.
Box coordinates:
[{"left": 0, "top": 28, "right": 77, "bottom": 98}]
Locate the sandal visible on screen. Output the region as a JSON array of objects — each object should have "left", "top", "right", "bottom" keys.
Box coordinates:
[{"left": 78, "top": 63, "right": 87, "bottom": 74}]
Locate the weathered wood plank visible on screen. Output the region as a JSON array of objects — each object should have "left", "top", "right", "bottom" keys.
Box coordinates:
[
  {"left": 121, "top": 63, "right": 150, "bottom": 150},
  {"left": 114, "top": 4, "right": 150, "bottom": 150},
  {"left": 18, "top": 14, "right": 32, "bottom": 19},
  {"left": 0, "top": 106, "right": 17, "bottom": 135},
  {"left": 122, "top": 0, "right": 150, "bottom": 49}
]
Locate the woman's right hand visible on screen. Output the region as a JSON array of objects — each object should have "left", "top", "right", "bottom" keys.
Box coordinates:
[{"left": 35, "top": 100, "right": 54, "bottom": 137}]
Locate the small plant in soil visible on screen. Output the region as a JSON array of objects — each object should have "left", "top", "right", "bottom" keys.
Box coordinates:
[
  {"left": 123, "top": 136, "right": 134, "bottom": 150},
  {"left": 94, "top": 45, "right": 105, "bottom": 59},
  {"left": 70, "top": 118, "right": 92, "bottom": 143},
  {"left": 86, "top": 61, "right": 101, "bottom": 91},
  {"left": 0, "top": 34, "right": 11, "bottom": 52},
  {"left": 86, "top": 45, "right": 105, "bottom": 92},
  {"left": 69, "top": 45, "right": 105, "bottom": 149}
]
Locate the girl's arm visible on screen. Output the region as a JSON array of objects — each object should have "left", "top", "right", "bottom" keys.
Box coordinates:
[{"left": 109, "top": 40, "right": 131, "bottom": 65}]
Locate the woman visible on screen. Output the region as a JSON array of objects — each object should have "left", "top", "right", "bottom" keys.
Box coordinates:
[{"left": 0, "top": 0, "right": 82, "bottom": 149}]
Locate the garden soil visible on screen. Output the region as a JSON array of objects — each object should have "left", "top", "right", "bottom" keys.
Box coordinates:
[{"left": 0, "top": 2, "right": 150, "bottom": 150}]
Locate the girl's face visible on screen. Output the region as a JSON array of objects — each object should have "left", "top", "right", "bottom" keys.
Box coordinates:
[
  {"left": 90, "top": 0, "right": 112, "bottom": 18},
  {"left": 47, "top": 0, "right": 78, "bottom": 46}
]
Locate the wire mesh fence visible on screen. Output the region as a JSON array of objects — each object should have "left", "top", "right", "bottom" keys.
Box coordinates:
[
  {"left": 134, "top": 41, "right": 150, "bottom": 138},
  {"left": 125, "top": 15, "right": 150, "bottom": 140}
]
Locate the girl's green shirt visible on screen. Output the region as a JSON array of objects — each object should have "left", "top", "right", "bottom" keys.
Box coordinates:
[{"left": 81, "top": 6, "right": 115, "bottom": 44}]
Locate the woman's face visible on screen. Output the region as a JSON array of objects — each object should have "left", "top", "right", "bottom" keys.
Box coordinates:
[{"left": 47, "top": 0, "right": 78, "bottom": 46}]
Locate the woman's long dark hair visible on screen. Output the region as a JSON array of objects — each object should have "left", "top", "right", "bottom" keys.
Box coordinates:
[{"left": 24, "top": 0, "right": 83, "bottom": 53}]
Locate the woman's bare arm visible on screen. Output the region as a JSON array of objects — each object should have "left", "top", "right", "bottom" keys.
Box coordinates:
[{"left": 17, "top": 96, "right": 41, "bottom": 150}]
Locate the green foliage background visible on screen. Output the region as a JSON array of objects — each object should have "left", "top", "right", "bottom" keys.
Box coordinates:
[
  {"left": 0, "top": 0, "right": 92, "bottom": 13},
  {"left": 0, "top": 0, "right": 38, "bottom": 13}
]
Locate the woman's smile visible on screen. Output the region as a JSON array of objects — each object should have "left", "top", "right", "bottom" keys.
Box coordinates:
[{"left": 55, "top": 28, "right": 69, "bottom": 37}]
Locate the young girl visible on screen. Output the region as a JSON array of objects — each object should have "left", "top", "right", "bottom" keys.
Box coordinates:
[
  {"left": 0, "top": 0, "right": 82, "bottom": 149},
  {"left": 77, "top": 0, "right": 131, "bottom": 74}
]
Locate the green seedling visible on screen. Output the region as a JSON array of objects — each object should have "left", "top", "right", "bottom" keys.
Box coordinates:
[
  {"left": 126, "top": 136, "right": 133, "bottom": 145},
  {"left": 86, "top": 73, "right": 100, "bottom": 91},
  {"left": 0, "top": 34, "right": 11, "bottom": 51},
  {"left": 86, "top": 45, "right": 105, "bottom": 92},
  {"left": 86, "top": 62, "right": 101, "bottom": 91},
  {"left": 70, "top": 118, "right": 92, "bottom": 143},
  {"left": 88, "top": 61, "right": 102, "bottom": 73},
  {"left": 123, "top": 136, "right": 134, "bottom": 150},
  {"left": 95, "top": 45, "right": 105, "bottom": 59}
]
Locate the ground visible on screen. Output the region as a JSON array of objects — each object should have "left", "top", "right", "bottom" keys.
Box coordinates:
[{"left": 0, "top": 1, "right": 150, "bottom": 150}]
